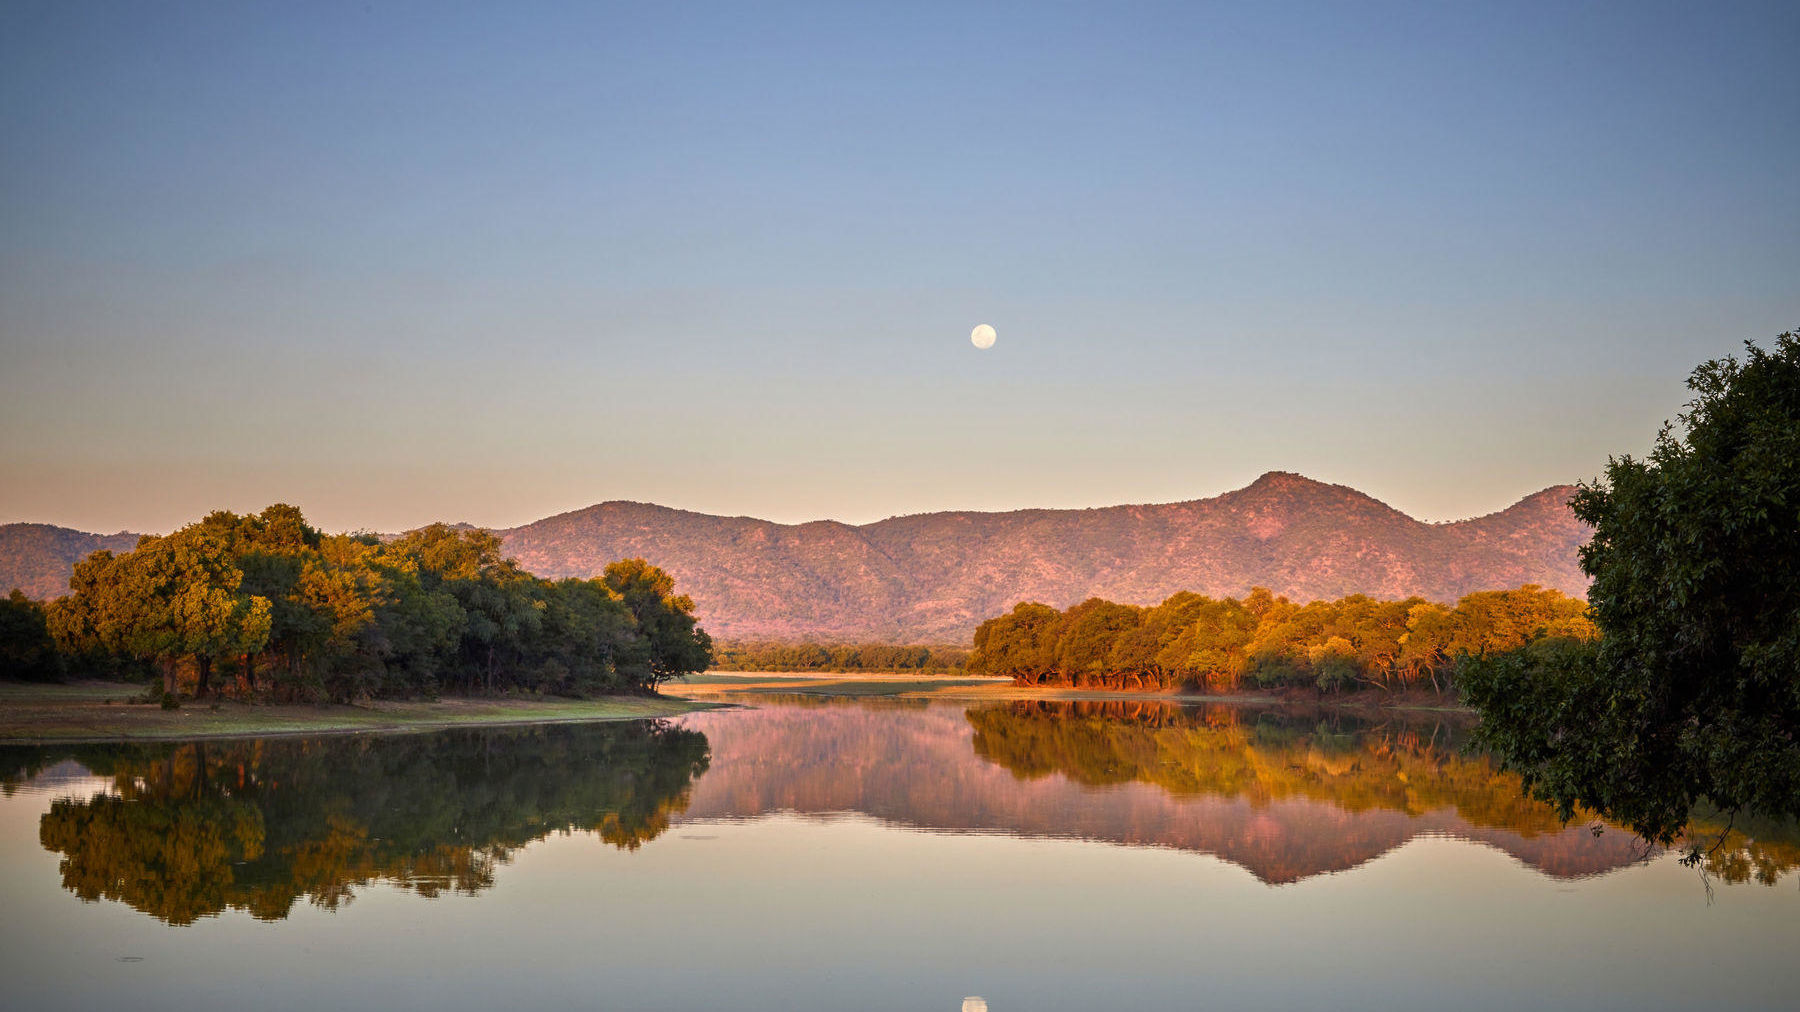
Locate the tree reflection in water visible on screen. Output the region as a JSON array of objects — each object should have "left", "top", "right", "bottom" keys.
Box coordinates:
[
  {"left": 3, "top": 721, "right": 709, "bottom": 925},
  {"left": 966, "top": 699, "right": 1800, "bottom": 884}
]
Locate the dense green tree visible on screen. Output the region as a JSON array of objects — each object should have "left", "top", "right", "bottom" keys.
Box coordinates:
[
  {"left": 1, "top": 589, "right": 62, "bottom": 681},
  {"left": 226, "top": 505, "right": 329, "bottom": 691},
  {"left": 50, "top": 523, "right": 272, "bottom": 698},
  {"left": 41, "top": 506, "right": 711, "bottom": 701},
  {"left": 1053, "top": 598, "right": 1142, "bottom": 685},
  {"left": 1464, "top": 333, "right": 1800, "bottom": 845},
  {"left": 603, "top": 558, "right": 714, "bottom": 686},
  {"left": 1159, "top": 595, "right": 1258, "bottom": 691},
  {"left": 967, "top": 602, "right": 1064, "bottom": 684}
]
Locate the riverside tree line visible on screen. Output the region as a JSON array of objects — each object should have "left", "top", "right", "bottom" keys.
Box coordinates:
[
  {"left": 966, "top": 584, "right": 1594, "bottom": 694},
  {"left": 712, "top": 641, "right": 968, "bottom": 674},
  {"left": 1, "top": 504, "right": 712, "bottom": 700}
]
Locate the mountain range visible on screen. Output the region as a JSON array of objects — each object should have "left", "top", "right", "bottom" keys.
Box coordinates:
[{"left": 1, "top": 472, "right": 1588, "bottom": 642}]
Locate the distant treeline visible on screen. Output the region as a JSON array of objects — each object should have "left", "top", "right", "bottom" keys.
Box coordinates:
[
  {"left": 967, "top": 585, "right": 1595, "bottom": 693},
  {"left": 712, "top": 641, "right": 968, "bottom": 674},
  {"left": 0, "top": 504, "right": 712, "bottom": 701}
]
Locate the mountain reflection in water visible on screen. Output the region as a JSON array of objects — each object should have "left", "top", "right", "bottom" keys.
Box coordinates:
[
  {"left": 6, "top": 697, "right": 1795, "bottom": 928},
  {"left": 675, "top": 697, "right": 1800, "bottom": 885},
  {"left": 0, "top": 721, "right": 709, "bottom": 925}
]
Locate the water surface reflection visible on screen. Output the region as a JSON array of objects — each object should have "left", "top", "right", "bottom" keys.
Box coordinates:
[
  {"left": 676, "top": 697, "right": 1799, "bottom": 885},
  {"left": 5, "top": 696, "right": 1795, "bottom": 933},
  {"left": 1, "top": 720, "right": 709, "bottom": 924}
]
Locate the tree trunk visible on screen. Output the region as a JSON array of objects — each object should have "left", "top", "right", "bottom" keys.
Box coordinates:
[{"left": 195, "top": 656, "right": 212, "bottom": 698}]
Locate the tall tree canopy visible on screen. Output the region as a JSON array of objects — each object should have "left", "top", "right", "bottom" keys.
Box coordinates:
[
  {"left": 603, "top": 558, "right": 714, "bottom": 688},
  {"left": 1463, "top": 332, "right": 1800, "bottom": 846},
  {"left": 0, "top": 589, "right": 62, "bottom": 681},
  {"left": 966, "top": 584, "right": 1593, "bottom": 693},
  {"left": 51, "top": 519, "right": 273, "bottom": 698},
  {"left": 42, "top": 505, "right": 712, "bottom": 700}
]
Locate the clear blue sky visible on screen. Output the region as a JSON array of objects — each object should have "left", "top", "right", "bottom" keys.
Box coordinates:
[{"left": 2, "top": 1, "right": 1795, "bottom": 533}]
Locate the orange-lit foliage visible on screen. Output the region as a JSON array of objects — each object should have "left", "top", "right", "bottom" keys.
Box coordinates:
[
  {"left": 969, "top": 585, "right": 1594, "bottom": 693},
  {"left": 43, "top": 504, "right": 712, "bottom": 701}
]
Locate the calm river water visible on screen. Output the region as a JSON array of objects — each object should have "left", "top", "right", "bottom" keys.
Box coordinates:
[{"left": 1, "top": 696, "right": 1795, "bottom": 1010}]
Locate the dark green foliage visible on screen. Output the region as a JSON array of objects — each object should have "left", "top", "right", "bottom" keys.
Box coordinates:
[
  {"left": 712, "top": 641, "right": 968, "bottom": 674},
  {"left": 1055, "top": 598, "right": 1143, "bottom": 683},
  {"left": 603, "top": 558, "right": 714, "bottom": 687},
  {"left": 0, "top": 589, "right": 63, "bottom": 681},
  {"left": 1464, "top": 332, "right": 1800, "bottom": 845},
  {"left": 969, "top": 602, "right": 1064, "bottom": 684},
  {"left": 968, "top": 584, "right": 1594, "bottom": 693},
  {"left": 42, "top": 505, "right": 712, "bottom": 701}
]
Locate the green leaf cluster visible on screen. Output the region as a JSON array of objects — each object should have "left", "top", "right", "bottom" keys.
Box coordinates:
[
  {"left": 0, "top": 589, "right": 62, "bottom": 681},
  {"left": 38, "top": 505, "right": 712, "bottom": 700},
  {"left": 1463, "top": 332, "right": 1800, "bottom": 844}
]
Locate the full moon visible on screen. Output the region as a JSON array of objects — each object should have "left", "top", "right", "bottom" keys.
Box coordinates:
[{"left": 970, "top": 323, "right": 997, "bottom": 349}]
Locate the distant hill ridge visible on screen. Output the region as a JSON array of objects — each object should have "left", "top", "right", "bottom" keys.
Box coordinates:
[
  {"left": 0, "top": 472, "right": 1590, "bottom": 643},
  {"left": 0, "top": 525, "right": 143, "bottom": 601}
]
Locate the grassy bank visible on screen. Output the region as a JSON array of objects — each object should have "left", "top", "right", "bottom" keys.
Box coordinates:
[
  {"left": 0, "top": 680, "right": 724, "bottom": 745},
  {"left": 672, "top": 670, "right": 1473, "bottom": 712},
  {"left": 2, "top": 672, "right": 1471, "bottom": 746},
  {"left": 676, "top": 671, "right": 1271, "bottom": 704},
  {"left": 676, "top": 671, "right": 1005, "bottom": 697}
]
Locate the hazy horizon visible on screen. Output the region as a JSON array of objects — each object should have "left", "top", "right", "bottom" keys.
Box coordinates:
[{"left": 4, "top": 2, "right": 1795, "bottom": 535}]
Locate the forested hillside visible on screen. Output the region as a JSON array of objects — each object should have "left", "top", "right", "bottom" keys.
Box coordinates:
[
  {"left": 501, "top": 472, "right": 1589, "bottom": 641},
  {"left": 3, "top": 473, "right": 1591, "bottom": 643},
  {"left": 0, "top": 525, "right": 141, "bottom": 600}
]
